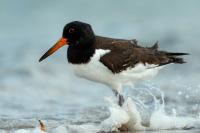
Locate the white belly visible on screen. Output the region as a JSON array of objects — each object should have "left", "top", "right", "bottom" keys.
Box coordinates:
[{"left": 70, "top": 49, "right": 163, "bottom": 93}]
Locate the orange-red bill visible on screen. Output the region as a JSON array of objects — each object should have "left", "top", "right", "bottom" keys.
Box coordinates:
[{"left": 39, "top": 38, "right": 68, "bottom": 62}]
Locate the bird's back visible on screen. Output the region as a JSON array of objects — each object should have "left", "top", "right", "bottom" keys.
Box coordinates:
[{"left": 94, "top": 36, "right": 188, "bottom": 73}]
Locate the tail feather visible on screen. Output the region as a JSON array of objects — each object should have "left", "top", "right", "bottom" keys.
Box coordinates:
[
  {"left": 170, "top": 57, "right": 186, "bottom": 64},
  {"left": 155, "top": 51, "right": 189, "bottom": 67},
  {"left": 165, "top": 52, "right": 189, "bottom": 56},
  {"left": 166, "top": 52, "right": 189, "bottom": 64}
]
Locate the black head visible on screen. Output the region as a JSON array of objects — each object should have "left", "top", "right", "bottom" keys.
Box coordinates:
[
  {"left": 63, "top": 21, "right": 95, "bottom": 47},
  {"left": 39, "top": 21, "right": 95, "bottom": 62}
]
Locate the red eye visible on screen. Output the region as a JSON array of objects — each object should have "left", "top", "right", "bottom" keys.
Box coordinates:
[{"left": 69, "top": 28, "right": 75, "bottom": 33}]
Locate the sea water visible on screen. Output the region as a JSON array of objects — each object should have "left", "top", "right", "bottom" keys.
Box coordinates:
[{"left": 0, "top": 0, "right": 200, "bottom": 132}]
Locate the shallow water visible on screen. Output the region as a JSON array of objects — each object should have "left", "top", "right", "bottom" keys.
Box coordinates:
[{"left": 0, "top": 0, "right": 200, "bottom": 132}]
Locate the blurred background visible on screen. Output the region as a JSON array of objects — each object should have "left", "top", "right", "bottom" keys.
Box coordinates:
[{"left": 0, "top": 0, "right": 200, "bottom": 129}]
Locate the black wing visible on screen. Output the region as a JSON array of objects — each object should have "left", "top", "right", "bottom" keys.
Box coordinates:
[
  {"left": 100, "top": 47, "right": 139, "bottom": 73},
  {"left": 95, "top": 36, "right": 188, "bottom": 74}
]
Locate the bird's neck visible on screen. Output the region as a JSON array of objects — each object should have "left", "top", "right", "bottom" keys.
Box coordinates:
[{"left": 67, "top": 42, "right": 95, "bottom": 64}]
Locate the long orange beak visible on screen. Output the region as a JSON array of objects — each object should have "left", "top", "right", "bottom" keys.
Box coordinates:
[{"left": 39, "top": 38, "right": 68, "bottom": 62}]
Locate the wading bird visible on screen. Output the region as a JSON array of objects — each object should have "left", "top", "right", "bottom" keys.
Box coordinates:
[{"left": 39, "top": 21, "right": 188, "bottom": 106}]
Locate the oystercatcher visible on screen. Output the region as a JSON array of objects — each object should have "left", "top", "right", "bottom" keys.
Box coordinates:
[{"left": 39, "top": 21, "right": 188, "bottom": 106}]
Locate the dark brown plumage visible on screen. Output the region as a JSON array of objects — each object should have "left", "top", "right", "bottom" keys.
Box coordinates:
[{"left": 95, "top": 36, "right": 188, "bottom": 73}]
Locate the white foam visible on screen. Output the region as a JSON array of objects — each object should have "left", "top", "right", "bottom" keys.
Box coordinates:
[
  {"left": 9, "top": 94, "right": 200, "bottom": 133},
  {"left": 149, "top": 108, "right": 200, "bottom": 130},
  {"left": 14, "top": 128, "right": 47, "bottom": 133},
  {"left": 99, "top": 97, "right": 130, "bottom": 132},
  {"left": 122, "top": 97, "right": 145, "bottom": 131},
  {"left": 96, "top": 96, "right": 200, "bottom": 132}
]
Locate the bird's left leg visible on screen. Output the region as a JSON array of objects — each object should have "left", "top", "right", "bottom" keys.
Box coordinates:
[
  {"left": 112, "top": 89, "right": 124, "bottom": 106},
  {"left": 118, "top": 94, "right": 124, "bottom": 106},
  {"left": 111, "top": 89, "right": 128, "bottom": 131}
]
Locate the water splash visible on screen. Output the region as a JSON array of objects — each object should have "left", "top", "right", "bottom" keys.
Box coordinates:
[{"left": 11, "top": 93, "right": 200, "bottom": 133}]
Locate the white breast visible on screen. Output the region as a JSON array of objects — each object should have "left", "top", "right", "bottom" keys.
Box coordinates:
[{"left": 70, "top": 49, "right": 163, "bottom": 93}]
